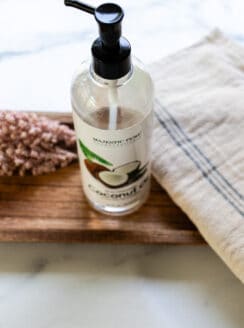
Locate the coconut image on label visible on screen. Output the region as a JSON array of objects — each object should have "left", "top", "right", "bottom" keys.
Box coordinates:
[
  {"left": 98, "top": 161, "right": 141, "bottom": 188},
  {"left": 113, "top": 161, "right": 140, "bottom": 175},
  {"left": 98, "top": 171, "right": 128, "bottom": 187},
  {"left": 80, "top": 139, "right": 147, "bottom": 189}
]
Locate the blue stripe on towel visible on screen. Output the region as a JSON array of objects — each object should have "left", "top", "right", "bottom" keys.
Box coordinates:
[{"left": 155, "top": 101, "right": 244, "bottom": 217}]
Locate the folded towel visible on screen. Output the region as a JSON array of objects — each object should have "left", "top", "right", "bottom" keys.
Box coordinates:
[{"left": 150, "top": 30, "right": 244, "bottom": 283}]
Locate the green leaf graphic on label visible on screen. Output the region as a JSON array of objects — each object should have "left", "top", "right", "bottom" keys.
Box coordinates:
[{"left": 79, "top": 139, "right": 113, "bottom": 166}]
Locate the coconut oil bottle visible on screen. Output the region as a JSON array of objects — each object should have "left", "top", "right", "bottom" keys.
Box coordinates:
[{"left": 65, "top": 1, "right": 154, "bottom": 215}]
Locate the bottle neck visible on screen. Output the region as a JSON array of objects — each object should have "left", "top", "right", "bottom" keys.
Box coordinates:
[{"left": 90, "top": 64, "right": 133, "bottom": 87}]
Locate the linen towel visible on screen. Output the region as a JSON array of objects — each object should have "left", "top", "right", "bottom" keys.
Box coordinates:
[{"left": 150, "top": 30, "right": 244, "bottom": 283}]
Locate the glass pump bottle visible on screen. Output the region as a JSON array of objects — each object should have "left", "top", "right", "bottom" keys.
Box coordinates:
[{"left": 65, "top": 1, "right": 154, "bottom": 215}]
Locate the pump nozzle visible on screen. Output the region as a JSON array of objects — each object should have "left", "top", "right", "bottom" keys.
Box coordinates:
[
  {"left": 65, "top": 1, "right": 124, "bottom": 49},
  {"left": 64, "top": 1, "right": 95, "bottom": 14},
  {"left": 65, "top": 0, "right": 131, "bottom": 79}
]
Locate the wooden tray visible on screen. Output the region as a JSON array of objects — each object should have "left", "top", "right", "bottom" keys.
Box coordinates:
[{"left": 0, "top": 113, "right": 204, "bottom": 244}]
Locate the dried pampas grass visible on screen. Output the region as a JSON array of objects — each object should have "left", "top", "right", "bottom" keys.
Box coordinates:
[{"left": 0, "top": 111, "right": 77, "bottom": 176}]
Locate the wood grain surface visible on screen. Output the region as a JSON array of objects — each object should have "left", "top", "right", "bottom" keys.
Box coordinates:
[{"left": 0, "top": 113, "right": 204, "bottom": 244}]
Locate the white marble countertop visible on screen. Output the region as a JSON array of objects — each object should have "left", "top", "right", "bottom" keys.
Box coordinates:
[
  {"left": 0, "top": 0, "right": 243, "bottom": 327},
  {"left": 0, "top": 244, "right": 242, "bottom": 328}
]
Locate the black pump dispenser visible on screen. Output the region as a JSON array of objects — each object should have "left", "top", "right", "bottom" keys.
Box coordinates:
[{"left": 64, "top": 1, "right": 131, "bottom": 79}]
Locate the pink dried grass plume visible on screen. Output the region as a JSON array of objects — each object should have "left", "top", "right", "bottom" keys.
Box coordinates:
[{"left": 0, "top": 111, "right": 77, "bottom": 176}]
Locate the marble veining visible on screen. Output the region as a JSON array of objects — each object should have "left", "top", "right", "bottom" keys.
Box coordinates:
[
  {"left": 0, "top": 0, "right": 244, "bottom": 327},
  {"left": 0, "top": 244, "right": 243, "bottom": 328}
]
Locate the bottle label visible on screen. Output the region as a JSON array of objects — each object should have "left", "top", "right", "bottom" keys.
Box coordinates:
[{"left": 73, "top": 110, "right": 152, "bottom": 209}]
